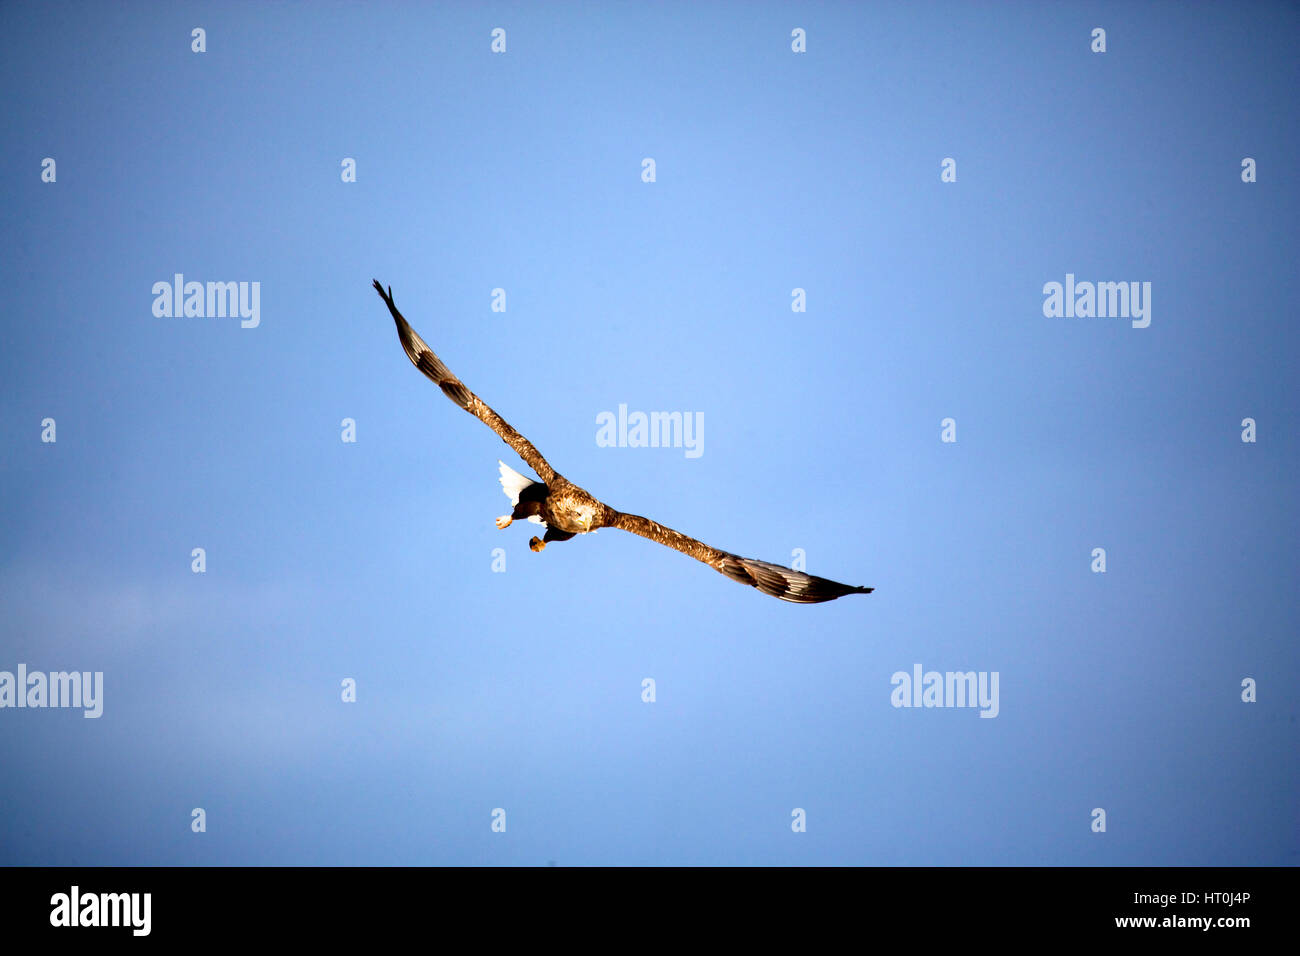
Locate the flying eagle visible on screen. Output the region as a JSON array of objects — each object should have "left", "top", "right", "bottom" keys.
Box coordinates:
[{"left": 373, "top": 280, "right": 873, "bottom": 604}]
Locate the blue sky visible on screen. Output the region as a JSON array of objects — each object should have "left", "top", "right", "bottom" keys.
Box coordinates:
[{"left": 1, "top": 1, "right": 1297, "bottom": 865}]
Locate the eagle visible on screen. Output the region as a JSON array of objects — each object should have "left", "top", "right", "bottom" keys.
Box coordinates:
[{"left": 373, "top": 280, "right": 873, "bottom": 604}]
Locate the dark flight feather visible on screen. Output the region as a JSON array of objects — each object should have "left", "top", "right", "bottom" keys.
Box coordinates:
[
  {"left": 610, "top": 512, "right": 873, "bottom": 603},
  {"left": 373, "top": 280, "right": 557, "bottom": 486}
]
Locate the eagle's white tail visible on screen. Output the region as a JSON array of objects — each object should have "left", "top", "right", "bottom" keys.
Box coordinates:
[
  {"left": 497, "top": 460, "right": 546, "bottom": 526},
  {"left": 497, "top": 460, "right": 536, "bottom": 505}
]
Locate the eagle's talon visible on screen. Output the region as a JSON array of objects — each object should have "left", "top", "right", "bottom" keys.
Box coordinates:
[
  {"left": 529, "top": 536, "right": 545, "bottom": 552},
  {"left": 496, "top": 515, "right": 512, "bottom": 529}
]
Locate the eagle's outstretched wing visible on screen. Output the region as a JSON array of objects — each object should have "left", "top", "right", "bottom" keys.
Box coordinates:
[
  {"left": 610, "top": 512, "right": 873, "bottom": 604},
  {"left": 373, "top": 280, "right": 558, "bottom": 485}
]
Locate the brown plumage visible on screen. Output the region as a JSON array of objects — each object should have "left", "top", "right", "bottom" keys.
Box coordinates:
[{"left": 373, "top": 280, "right": 873, "bottom": 604}]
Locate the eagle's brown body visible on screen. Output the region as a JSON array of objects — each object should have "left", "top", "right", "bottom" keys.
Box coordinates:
[
  {"left": 373, "top": 280, "right": 873, "bottom": 604},
  {"left": 536, "top": 476, "right": 609, "bottom": 535}
]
